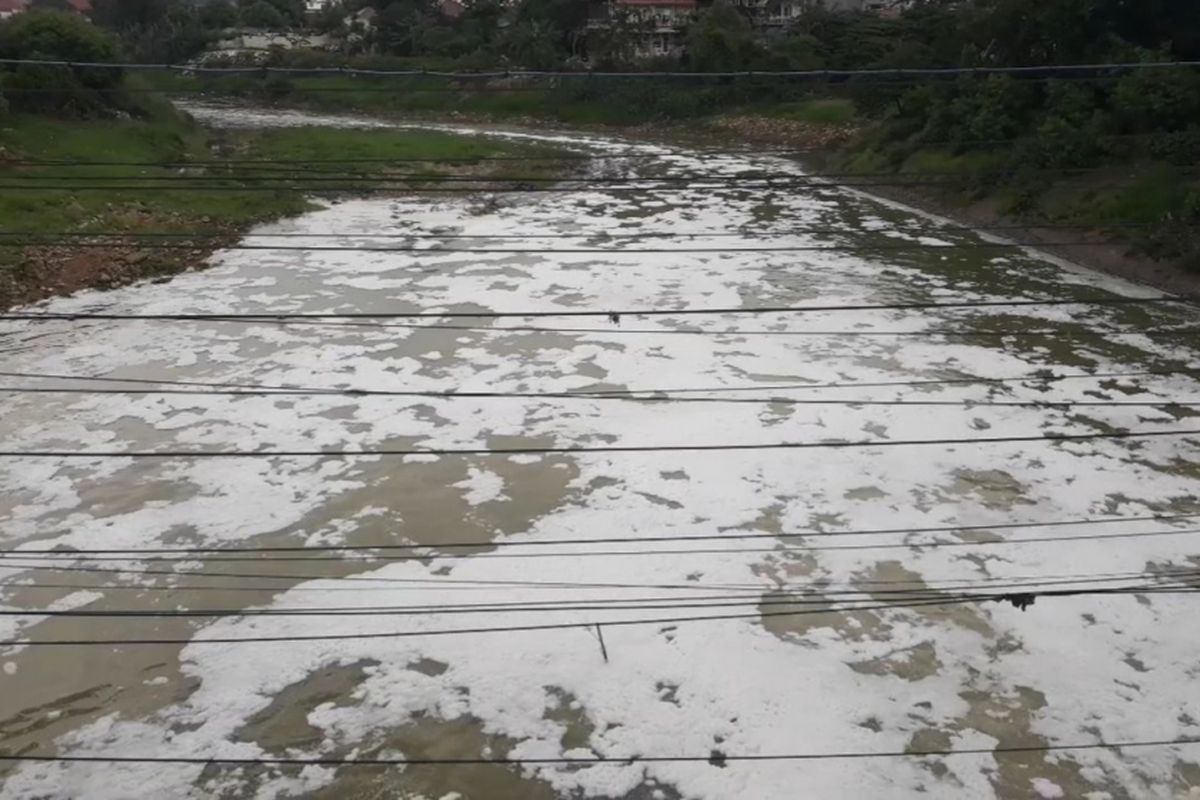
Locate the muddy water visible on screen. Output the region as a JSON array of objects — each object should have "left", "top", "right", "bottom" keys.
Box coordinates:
[{"left": 1, "top": 106, "right": 1199, "bottom": 799}]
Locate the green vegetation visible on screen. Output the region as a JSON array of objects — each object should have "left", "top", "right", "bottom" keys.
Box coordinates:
[
  {"left": 805, "top": 0, "right": 1200, "bottom": 270},
  {"left": 4, "top": 0, "right": 1200, "bottom": 286},
  {"left": 757, "top": 98, "right": 856, "bottom": 126},
  {"left": 0, "top": 12, "right": 567, "bottom": 306},
  {"left": 0, "top": 108, "right": 295, "bottom": 234}
]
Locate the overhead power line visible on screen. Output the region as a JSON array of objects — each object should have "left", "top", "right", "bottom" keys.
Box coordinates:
[
  {"left": 0, "top": 595, "right": 963, "bottom": 646},
  {"left": 0, "top": 240, "right": 1151, "bottom": 254},
  {"left": 10, "top": 166, "right": 1193, "bottom": 184},
  {"left": 0, "top": 222, "right": 1166, "bottom": 239},
  {"left": 6, "top": 383, "right": 1197, "bottom": 409},
  {"left": 7, "top": 560, "right": 1200, "bottom": 597},
  {"left": 2, "top": 735, "right": 1198, "bottom": 767},
  {"left": 3, "top": 57, "right": 1199, "bottom": 79},
  {"left": 0, "top": 74, "right": 1179, "bottom": 97},
  {"left": 4, "top": 367, "right": 1195, "bottom": 401},
  {"left": 0, "top": 296, "right": 1185, "bottom": 320},
  {"left": 0, "top": 239, "right": 1147, "bottom": 251},
  {"left": 0, "top": 585, "right": 1195, "bottom": 646},
  {"left": 3, "top": 565, "right": 1192, "bottom": 596},
  {"left": 0, "top": 180, "right": 1023, "bottom": 194},
  {"left": 0, "top": 132, "right": 1181, "bottom": 167},
  {"left": 3, "top": 571, "right": 1196, "bottom": 618},
  {"left": 4, "top": 317, "right": 1198, "bottom": 339},
  {"left": 5, "top": 512, "right": 1191, "bottom": 555},
  {"left": 6, "top": 527, "right": 1199, "bottom": 563},
  {"left": 0, "top": 176, "right": 1183, "bottom": 194},
  {"left": 1, "top": 427, "right": 1197, "bottom": 459}
]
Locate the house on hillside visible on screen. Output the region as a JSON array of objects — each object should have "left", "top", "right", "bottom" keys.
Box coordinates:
[
  {"left": 587, "top": 0, "right": 911, "bottom": 62},
  {"left": 0, "top": 0, "right": 90, "bottom": 18},
  {"left": 734, "top": 0, "right": 810, "bottom": 31},
  {"left": 439, "top": 0, "right": 465, "bottom": 20},
  {"left": 589, "top": 0, "right": 698, "bottom": 60}
]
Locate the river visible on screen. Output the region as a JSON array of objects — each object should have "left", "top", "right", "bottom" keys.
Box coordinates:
[{"left": 1, "top": 105, "right": 1198, "bottom": 799}]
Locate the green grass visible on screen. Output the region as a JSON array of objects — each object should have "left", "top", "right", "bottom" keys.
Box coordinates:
[
  {"left": 146, "top": 72, "right": 862, "bottom": 128},
  {"left": 757, "top": 98, "right": 857, "bottom": 125},
  {"left": 0, "top": 108, "right": 565, "bottom": 235},
  {"left": 897, "top": 149, "right": 998, "bottom": 175},
  {"left": 1032, "top": 163, "right": 1199, "bottom": 226},
  {"left": 0, "top": 102, "right": 571, "bottom": 304},
  {"left": 235, "top": 125, "right": 526, "bottom": 164},
  {"left": 0, "top": 113, "right": 314, "bottom": 241}
]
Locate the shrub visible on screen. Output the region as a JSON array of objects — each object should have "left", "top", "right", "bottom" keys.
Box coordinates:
[
  {"left": 1112, "top": 67, "right": 1200, "bottom": 133},
  {"left": 240, "top": 0, "right": 288, "bottom": 30},
  {"left": 1142, "top": 191, "right": 1200, "bottom": 272},
  {"left": 0, "top": 11, "right": 124, "bottom": 116},
  {"left": 948, "top": 75, "right": 1032, "bottom": 144},
  {"left": 1146, "top": 127, "right": 1200, "bottom": 166}
]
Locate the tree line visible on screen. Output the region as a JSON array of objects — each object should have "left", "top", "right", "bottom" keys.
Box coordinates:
[{"left": 2, "top": 0, "right": 1198, "bottom": 265}]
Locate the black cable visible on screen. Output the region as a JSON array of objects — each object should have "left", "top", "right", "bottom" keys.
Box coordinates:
[
  {"left": 0, "top": 131, "right": 1179, "bottom": 166},
  {"left": 3, "top": 734, "right": 1199, "bottom": 766},
  {"left": 5, "top": 56, "right": 1199, "bottom": 78},
  {"left": 0, "top": 72, "right": 1179, "bottom": 95},
  {"left": 0, "top": 563, "right": 786, "bottom": 592},
  {"left": 0, "top": 595, "right": 966, "bottom": 646},
  {"left": 8, "top": 320, "right": 1200, "bottom": 339},
  {"left": 5, "top": 524, "right": 1196, "bottom": 564},
  {"left": 4, "top": 511, "right": 1191, "bottom": 555},
  {"left": 0, "top": 179, "right": 1157, "bottom": 194},
  {"left": 0, "top": 176, "right": 1098, "bottom": 194},
  {"left": 2, "top": 296, "right": 1187, "bottom": 320},
  {"left": 2, "top": 427, "right": 1198, "bottom": 459},
  {"left": 12, "top": 167, "right": 1192, "bottom": 184},
  {"left": 2, "top": 366, "right": 1193, "bottom": 400},
  {"left": 3, "top": 570, "right": 1195, "bottom": 618},
  {"left": 0, "top": 585, "right": 1192, "bottom": 646},
  {"left": 0, "top": 222, "right": 1166, "bottom": 239},
  {"left": 12, "top": 560, "right": 1200, "bottom": 593},
  {"left": 5, "top": 168, "right": 1195, "bottom": 191},
  {"left": 0, "top": 239, "right": 1152, "bottom": 253},
  {"left": 5, "top": 384, "right": 1197, "bottom": 409},
  {"left": 9, "top": 563, "right": 1199, "bottom": 598},
  {"left": 46, "top": 318, "right": 1198, "bottom": 339},
  {"left": 3, "top": 584, "right": 1195, "bottom": 620}
]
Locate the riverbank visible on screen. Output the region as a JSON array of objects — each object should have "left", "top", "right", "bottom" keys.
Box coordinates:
[
  {"left": 6, "top": 95, "right": 1196, "bottom": 308},
  {"left": 844, "top": 179, "right": 1200, "bottom": 299},
  {"left": 0, "top": 105, "right": 570, "bottom": 309}
]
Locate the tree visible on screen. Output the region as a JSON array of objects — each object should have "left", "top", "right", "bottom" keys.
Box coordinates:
[
  {"left": 0, "top": 10, "right": 120, "bottom": 66},
  {"left": 240, "top": 0, "right": 287, "bottom": 29},
  {"left": 92, "top": 0, "right": 169, "bottom": 32},
  {"left": 261, "top": 0, "right": 306, "bottom": 25},
  {"left": 498, "top": 18, "right": 558, "bottom": 68},
  {"left": 0, "top": 10, "right": 124, "bottom": 115},
  {"left": 374, "top": 0, "right": 435, "bottom": 56},
  {"left": 199, "top": 0, "right": 239, "bottom": 30},
  {"left": 457, "top": 0, "right": 505, "bottom": 54},
  {"left": 510, "top": 0, "right": 587, "bottom": 59},
  {"left": 310, "top": 0, "right": 348, "bottom": 33},
  {"left": 91, "top": 0, "right": 212, "bottom": 63},
  {"left": 686, "top": 0, "right": 762, "bottom": 72}
]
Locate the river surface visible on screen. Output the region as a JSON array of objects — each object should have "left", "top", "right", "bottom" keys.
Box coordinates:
[{"left": 1, "top": 105, "right": 1200, "bottom": 799}]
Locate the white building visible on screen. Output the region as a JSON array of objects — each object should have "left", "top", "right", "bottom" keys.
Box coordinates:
[{"left": 592, "top": 0, "right": 698, "bottom": 59}]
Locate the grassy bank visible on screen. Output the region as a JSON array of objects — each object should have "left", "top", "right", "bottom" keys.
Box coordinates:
[
  {"left": 818, "top": 134, "right": 1200, "bottom": 290},
  {"left": 146, "top": 71, "right": 863, "bottom": 129},
  {"left": 0, "top": 102, "right": 567, "bottom": 308}
]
